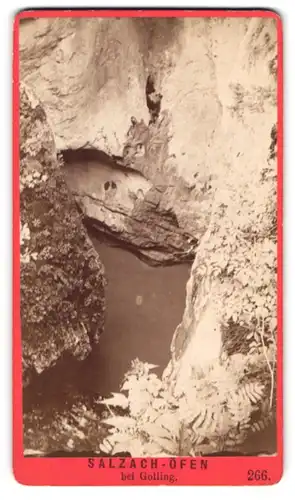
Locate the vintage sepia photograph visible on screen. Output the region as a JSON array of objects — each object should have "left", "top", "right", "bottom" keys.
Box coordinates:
[{"left": 18, "top": 13, "right": 279, "bottom": 461}]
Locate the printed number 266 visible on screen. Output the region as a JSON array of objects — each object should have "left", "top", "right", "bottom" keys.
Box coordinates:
[{"left": 248, "top": 469, "right": 270, "bottom": 482}]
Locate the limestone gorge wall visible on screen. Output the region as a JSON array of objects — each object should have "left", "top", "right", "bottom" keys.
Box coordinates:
[
  {"left": 20, "top": 15, "right": 278, "bottom": 454},
  {"left": 164, "top": 17, "right": 278, "bottom": 375},
  {"left": 20, "top": 83, "right": 106, "bottom": 385}
]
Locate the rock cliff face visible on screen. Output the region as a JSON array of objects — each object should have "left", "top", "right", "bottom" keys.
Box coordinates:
[
  {"left": 19, "top": 14, "right": 278, "bottom": 455},
  {"left": 18, "top": 17, "right": 219, "bottom": 264},
  {"left": 163, "top": 17, "right": 278, "bottom": 388},
  {"left": 20, "top": 84, "right": 106, "bottom": 385},
  {"left": 19, "top": 16, "right": 278, "bottom": 269}
]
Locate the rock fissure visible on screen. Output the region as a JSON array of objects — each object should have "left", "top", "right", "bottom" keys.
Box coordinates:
[{"left": 20, "top": 16, "right": 278, "bottom": 457}]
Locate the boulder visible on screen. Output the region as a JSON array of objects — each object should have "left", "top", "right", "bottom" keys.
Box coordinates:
[
  {"left": 23, "top": 401, "right": 107, "bottom": 457},
  {"left": 20, "top": 83, "right": 106, "bottom": 386}
]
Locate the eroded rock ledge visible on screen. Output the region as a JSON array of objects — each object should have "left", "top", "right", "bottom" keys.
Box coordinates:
[{"left": 61, "top": 145, "right": 202, "bottom": 265}]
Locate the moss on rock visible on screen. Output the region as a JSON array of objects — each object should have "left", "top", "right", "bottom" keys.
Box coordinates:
[{"left": 20, "top": 83, "right": 106, "bottom": 385}]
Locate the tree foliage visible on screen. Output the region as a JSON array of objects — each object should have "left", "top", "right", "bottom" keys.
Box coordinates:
[{"left": 99, "top": 353, "right": 275, "bottom": 457}]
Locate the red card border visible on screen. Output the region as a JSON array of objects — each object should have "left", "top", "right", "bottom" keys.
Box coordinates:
[{"left": 12, "top": 8, "right": 283, "bottom": 486}]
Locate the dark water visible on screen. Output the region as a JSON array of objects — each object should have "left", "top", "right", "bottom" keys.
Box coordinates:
[
  {"left": 86, "top": 236, "right": 190, "bottom": 395},
  {"left": 24, "top": 235, "right": 190, "bottom": 413}
]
